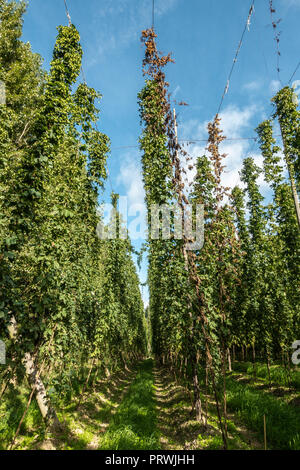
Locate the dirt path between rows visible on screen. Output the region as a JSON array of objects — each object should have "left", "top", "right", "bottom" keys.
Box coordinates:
[{"left": 154, "top": 365, "right": 262, "bottom": 450}]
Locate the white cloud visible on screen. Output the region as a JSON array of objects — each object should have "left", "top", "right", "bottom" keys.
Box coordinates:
[
  {"left": 219, "top": 104, "right": 258, "bottom": 138},
  {"left": 117, "top": 151, "right": 145, "bottom": 207},
  {"left": 179, "top": 104, "right": 258, "bottom": 141},
  {"left": 155, "top": 0, "right": 178, "bottom": 16},
  {"left": 116, "top": 151, "right": 148, "bottom": 241},
  {"left": 269, "top": 80, "right": 281, "bottom": 95},
  {"left": 89, "top": 0, "right": 178, "bottom": 61},
  {"left": 178, "top": 104, "right": 271, "bottom": 197},
  {"left": 243, "top": 81, "right": 261, "bottom": 92},
  {"left": 282, "top": 0, "right": 300, "bottom": 6}
]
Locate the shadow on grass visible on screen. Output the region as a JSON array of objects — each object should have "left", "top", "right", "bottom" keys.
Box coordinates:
[
  {"left": 52, "top": 363, "right": 140, "bottom": 450},
  {"left": 153, "top": 367, "right": 208, "bottom": 450},
  {"left": 98, "top": 359, "right": 159, "bottom": 450},
  {"left": 226, "top": 376, "right": 300, "bottom": 449},
  {"left": 154, "top": 366, "right": 261, "bottom": 451},
  {"left": 1, "top": 362, "right": 140, "bottom": 450},
  {"left": 0, "top": 383, "right": 46, "bottom": 450}
]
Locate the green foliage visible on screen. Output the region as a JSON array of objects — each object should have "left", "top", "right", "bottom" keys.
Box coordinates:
[
  {"left": 1, "top": 2, "right": 299, "bottom": 452},
  {"left": 138, "top": 31, "right": 189, "bottom": 365},
  {"left": 272, "top": 86, "right": 300, "bottom": 189},
  {"left": 227, "top": 377, "right": 300, "bottom": 450},
  {"left": 0, "top": 0, "right": 146, "bottom": 430},
  {"left": 255, "top": 118, "right": 300, "bottom": 350}
]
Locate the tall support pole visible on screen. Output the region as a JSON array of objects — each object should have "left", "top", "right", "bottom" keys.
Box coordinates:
[{"left": 7, "top": 316, "right": 61, "bottom": 431}]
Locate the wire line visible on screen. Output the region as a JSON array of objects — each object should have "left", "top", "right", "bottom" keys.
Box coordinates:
[
  {"left": 288, "top": 61, "right": 300, "bottom": 84},
  {"left": 109, "top": 135, "right": 283, "bottom": 151},
  {"left": 63, "top": 0, "right": 72, "bottom": 26},
  {"left": 152, "top": 0, "right": 155, "bottom": 29},
  {"left": 216, "top": 1, "right": 255, "bottom": 116}
]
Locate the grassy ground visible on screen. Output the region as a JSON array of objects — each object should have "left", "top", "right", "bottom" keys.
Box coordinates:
[
  {"left": 0, "top": 359, "right": 159, "bottom": 450},
  {"left": 232, "top": 361, "right": 300, "bottom": 390},
  {"left": 46, "top": 362, "right": 142, "bottom": 450},
  {"left": 153, "top": 363, "right": 300, "bottom": 450},
  {"left": 0, "top": 362, "right": 139, "bottom": 450},
  {"left": 227, "top": 372, "right": 300, "bottom": 449},
  {"left": 98, "top": 359, "right": 159, "bottom": 450},
  {"left": 154, "top": 366, "right": 262, "bottom": 450},
  {"left": 0, "top": 381, "right": 47, "bottom": 450},
  {"left": 1, "top": 358, "right": 299, "bottom": 450}
]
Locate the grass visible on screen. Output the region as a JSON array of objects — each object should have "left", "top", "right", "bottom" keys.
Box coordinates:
[
  {"left": 54, "top": 362, "right": 141, "bottom": 450},
  {"left": 98, "top": 358, "right": 159, "bottom": 450},
  {"left": 0, "top": 361, "right": 139, "bottom": 450},
  {"left": 226, "top": 375, "right": 300, "bottom": 450},
  {"left": 154, "top": 366, "right": 256, "bottom": 450},
  {"left": 232, "top": 361, "right": 300, "bottom": 389},
  {"left": 2, "top": 359, "right": 298, "bottom": 451},
  {"left": 0, "top": 383, "right": 46, "bottom": 450}
]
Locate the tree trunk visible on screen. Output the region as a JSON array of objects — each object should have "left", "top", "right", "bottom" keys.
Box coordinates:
[
  {"left": 91, "top": 361, "right": 100, "bottom": 388},
  {"left": 266, "top": 347, "right": 271, "bottom": 387},
  {"left": 227, "top": 347, "right": 232, "bottom": 372},
  {"left": 83, "top": 359, "right": 95, "bottom": 393},
  {"left": 204, "top": 365, "right": 208, "bottom": 428},
  {"left": 184, "top": 356, "right": 188, "bottom": 382},
  {"left": 222, "top": 346, "right": 228, "bottom": 441},
  {"left": 0, "top": 377, "right": 9, "bottom": 402},
  {"left": 7, "top": 316, "right": 61, "bottom": 432},
  {"left": 193, "top": 361, "right": 202, "bottom": 422},
  {"left": 252, "top": 342, "right": 256, "bottom": 381},
  {"left": 285, "top": 351, "right": 292, "bottom": 390}
]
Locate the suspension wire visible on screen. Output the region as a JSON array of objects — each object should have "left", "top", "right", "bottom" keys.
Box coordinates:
[
  {"left": 61, "top": 0, "right": 277, "bottom": 192},
  {"left": 288, "top": 61, "right": 300, "bottom": 84},
  {"left": 152, "top": 0, "right": 155, "bottom": 30},
  {"left": 106, "top": 167, "right": 115, "bottom": 195},
  {"left": 63, "top": 0, "right": 72, "bottom": 26},
  {"left": 216, "top": 1, "right": 255, "bottom": 116},
  {"left": 268, "top": 0, "right": 282, "bottom": 86},
  {"left": 179, "top": 136, "right": 281, "bottom": 144},
  {"left": 81, "top": 66, "right": 87, "bottom": 84},
  {"left": 62, "top": 0, "right": 116, "bottom": 195},
  {"left": 195, "top": 1, "right": 256, "bottom": 159},
  {"left": 241, "top": 136, "right": 258, "bottom": 162},
  {"left": 109, "top": 135, "right": 282, "bottom": 151},
  {"left": 268, "top": 3, "right": 298, "bottom": 88}
]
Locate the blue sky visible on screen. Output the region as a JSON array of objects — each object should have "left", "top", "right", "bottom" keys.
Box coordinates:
[{"left": 21, "top": 0, "right": 300, "bottom": 305}]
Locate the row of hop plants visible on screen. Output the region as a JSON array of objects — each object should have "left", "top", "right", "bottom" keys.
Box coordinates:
[
  {"left": 138, "top": 27, "right": 300, "bottom": 449},
  {"left": 0, "top": 0, "right": 146, "bottom": 445}
]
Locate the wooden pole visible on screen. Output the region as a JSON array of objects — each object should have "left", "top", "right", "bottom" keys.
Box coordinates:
[
  {"left": 7, "top": 316, "right": 61, "bottom": 431},
  {"left": 173, "top": 107, "right": 203, "bottom": 423},
  {"left": 264, "top": 414, "right": 267, "bottom": 450},
  {"left": 9, "top": 386, "right": 35, "bottom": 450}
]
